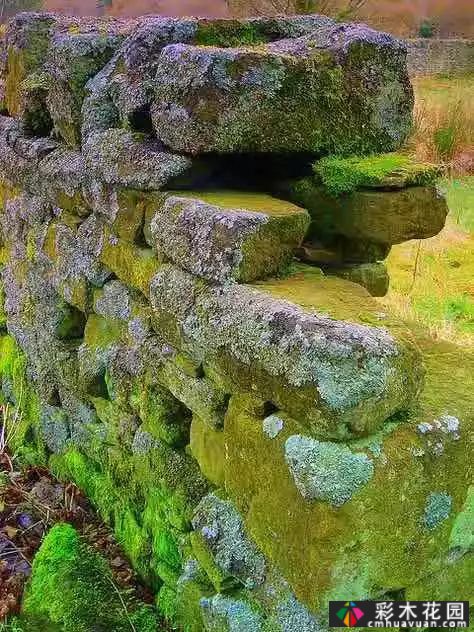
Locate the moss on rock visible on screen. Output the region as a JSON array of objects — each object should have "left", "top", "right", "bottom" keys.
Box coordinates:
[
  {"left": 314, "top": 153, "right": 442, "bottom": 196},
  {"left": 22, "top": 523, "right": 160, "bottom": 631}
]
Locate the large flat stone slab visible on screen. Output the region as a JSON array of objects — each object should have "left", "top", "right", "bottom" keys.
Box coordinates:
[
  {"left": 150, "top": 264, "right": 423, "bottom": 438},
  {"left": 151, "top": 23, "right": 413, "bottom": 155}
]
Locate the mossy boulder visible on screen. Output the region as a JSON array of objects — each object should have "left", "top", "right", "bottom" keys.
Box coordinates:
[
  {"left": 46, "top": 32, "right": 123, "bottom": 147},
  {"left": 151, "top": 22, "right": 412, "bottom": 156},
  {"left": 21, "top": 523, "right": 160, "bottom": 631},
  {"left": 281, "top": 155, "right": 448, "bottom": 253},
  {"left": 220, "top": 336, "right": 473, "bottom": 621},
  {"left": 4, "top": 12, "right": 58, "bottom": 117},
  {"left": 149, "top": 191, "right": 310, "bottom": 283},
  {"left": 150, "top": 263, "right": 423, "bottom": 438}
]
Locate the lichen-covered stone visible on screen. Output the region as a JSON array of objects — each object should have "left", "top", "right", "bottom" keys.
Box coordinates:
[
  {"left": 284, "top": 435, "right": 374, "bottom": 506},
  {"left": 283, "top": 175, "right": 448, "bottom": 249},
  {"left": 150, "top": 264, "right": 422, "bottom": 437},
  {"left": 4, "top": 12, "right": 58, "bottom": 117},
  {"left": 200, "top": 594, "right": 263, "bottom": 632},
  {"left": 84, "top": 129, "right": 192, "bottom": 190},
  {"left": 46, "top": 32, "right": 123, "bottom": 147},
  {"left": 149, "top": 191, "right": 309, "bottom": 283},
  {"left": 192, "top": 493, "right": 266, "bottom": 590},
  {"left": 151, "top": 22, "right": 412, "bottom": 156}
]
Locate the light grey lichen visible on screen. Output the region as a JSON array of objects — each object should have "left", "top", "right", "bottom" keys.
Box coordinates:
[
  {"left": 423, "top": 492, "right": 452, "bottom": 530},
  {"left": 284, "top": 435, "right": 374, "bottom": 506},
  {"left": 263, "top": 414, "right": 284, "bottom": 439},
  {"left": 200, "top": 594, "right": 263, "bottom": 632},
  {"left": 192, "top": 493, "right": 266, "bottom": 589},
  {"left": 149, "top": 264, "right": 416, "bottom": 429},
  {"left": 275, "top": 595, "right": 323, "bottom": 632}
]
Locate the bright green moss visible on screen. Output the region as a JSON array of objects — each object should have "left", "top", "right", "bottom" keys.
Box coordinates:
[
  {"left": 50, "top": 450, "right": 119, "bottom": 523},
  {"left": 22, "top": 523, "right": 160, "bottom": 631},
  {"left": 314, "top": 153, "right": 442, "bottom": 196},
  {"left": 156, "top": 585, "right": 178, "bottom": 622},
  {"left": 0, "top": 335, "right": 44, "bottom": 462}
]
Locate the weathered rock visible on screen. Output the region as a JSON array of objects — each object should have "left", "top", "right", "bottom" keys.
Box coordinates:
[
  {"left": 151, "top": 23, "right": 413, "bottom": 155},
  {"left": 281, "top": 154, "right": 448, "bottom": 252},
  {"left": 46, "top": 32, "right": 123, "bottom": 147},
  {"left": 149, "top": 191, "right": 310, "bottom": 283},
  {"left": 3, "top": 12, "right": 58, "bottom": 117},
  {"left": 81, "top": 14, "right": 333, "bottom": 141},
  {"left": 83, "top": 129, "right": 192, "bottom": 189},
  {"left": 200, "top": 594, "right": 263, "bottom": 632},
  {"left": 285, "top": 434, "right": 374, "bottom": 505},
  {"left": 325, "top": 262, "right": 390, "bottom": 297},
  {"left": 285, "top": 177, "right": 447, "bottom": 249},
  {"left": 150, "top": 264, "right": 423, "bottom": 437},
  {"left": 192, "top": 493, "right": 266, "bottom": 590}
]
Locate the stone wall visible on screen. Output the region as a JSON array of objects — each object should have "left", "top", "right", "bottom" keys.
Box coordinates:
[
  {"left": 0, "top": 12, "right": 471, "bottom": 632},
  {"left": 407, "top": 38, "right": 474, "bottom": 75}
]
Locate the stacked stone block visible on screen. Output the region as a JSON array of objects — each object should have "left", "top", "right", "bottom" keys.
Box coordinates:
[{"left": 0, "top": 11, "right": 470, "bottom": 632}]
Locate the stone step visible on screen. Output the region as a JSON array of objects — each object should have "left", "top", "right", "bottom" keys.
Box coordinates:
[{"left": 148, "top": 190, "right": 310, "bottom": 283}]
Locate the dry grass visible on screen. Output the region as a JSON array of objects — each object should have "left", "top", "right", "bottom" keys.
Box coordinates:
[{"left": 408, "top": 75, "right": 474, "bottom": 172}]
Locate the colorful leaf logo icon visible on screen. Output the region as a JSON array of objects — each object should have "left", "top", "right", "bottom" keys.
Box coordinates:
[{"left": 336, "top": 602, "right": 364, "bottom": 627}]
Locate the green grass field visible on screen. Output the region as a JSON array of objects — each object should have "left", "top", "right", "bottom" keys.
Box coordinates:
[
  {"left": 382, "top": 176, "right": 474, "bottom": 345},
  {"left": 381, "top": 73, "right": 473, "bottom": 346}
]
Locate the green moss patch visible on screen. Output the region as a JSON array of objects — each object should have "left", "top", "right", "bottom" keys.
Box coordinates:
[
  {"left": 22, "top": 523, "right": 160, "bottom": 632},
  {"left": 314, "top": 153, "right": 442, "bottom": 196},
  {"left": 195, "top": 21, "right": 269, "bottom": 48}
]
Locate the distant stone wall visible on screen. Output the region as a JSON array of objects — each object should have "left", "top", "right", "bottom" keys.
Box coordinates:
[{"left": 407, "top": 38, "right": 474, "bottom": 75}]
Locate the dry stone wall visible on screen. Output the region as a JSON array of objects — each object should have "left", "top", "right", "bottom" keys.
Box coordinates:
[
  {"left": 0, "top": 11, "right": 471, "bottom": 632},
  {"left": 407, "top": 38, "right": 474, "bottom": 76}
]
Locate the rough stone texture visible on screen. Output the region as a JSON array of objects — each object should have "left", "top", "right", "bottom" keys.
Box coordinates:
[
  {"left": 283, "top": 177, "right": 448, "bottom": 250},
  {"left": 151, "top": 23, "right": 413, "bottom": 155},
  {"left": 83, "top": 129, "right": 193, "bottom": 190},
  {"left": 46, "top": 32, "right": 123, "bottom": 147},
  {"left": 407, "top": 38, "right": 474, "bottom": 77},
  {"left": 149, "top": 191, "right": 310, "bottom": 283},
  {"left": 149, "top": 263, "right": 423, "bottom": 438},
  {"left": 285, "top": 435, "right": 374, "bottom": 505},
  {"left": 192, "top": 493, "right": 266, "bottom": 589},
  {"left": 0, "top": 11, "right": 467, "bottom": 632}
]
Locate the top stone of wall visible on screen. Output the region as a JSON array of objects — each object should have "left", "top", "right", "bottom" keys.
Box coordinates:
[{"left": 0, "top": 11, "right": 413, "bottom": 159}]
